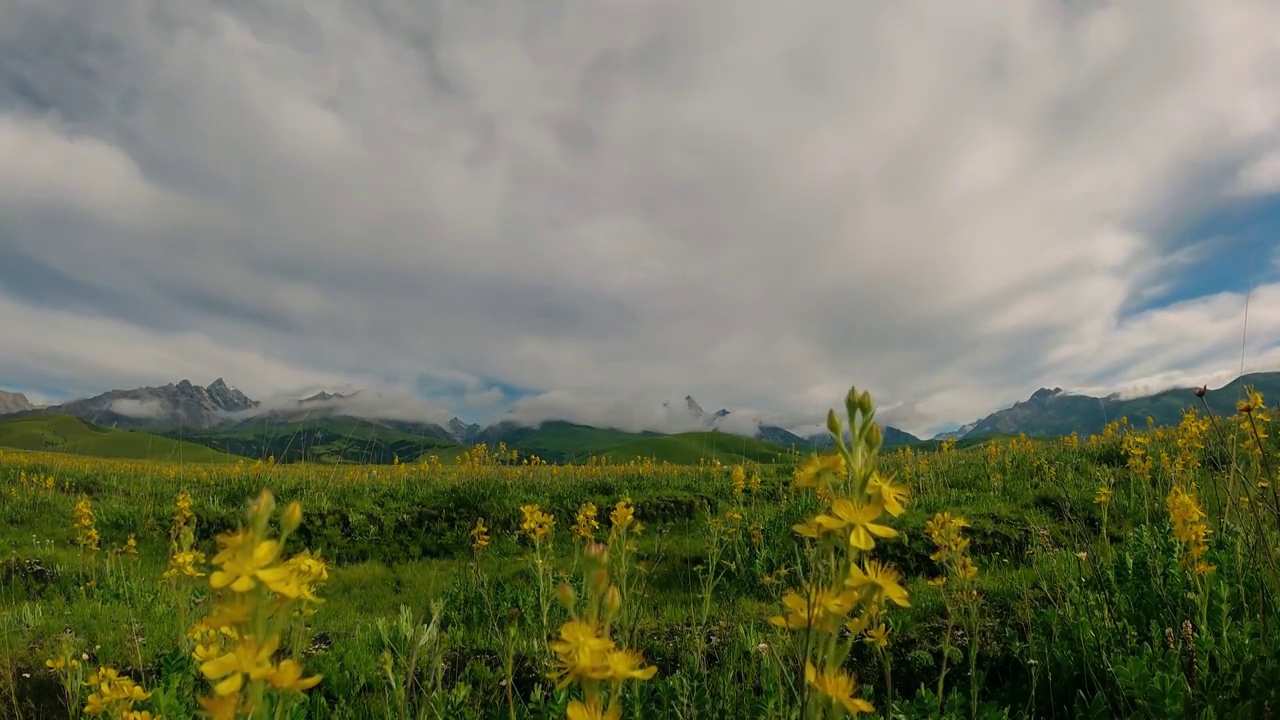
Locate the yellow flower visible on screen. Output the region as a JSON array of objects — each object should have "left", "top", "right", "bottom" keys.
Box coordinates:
[
  {"left": 548, "top": 620, "right": 614, "bottom": 689},
  {"left": 768, "top": 586, "right": 861, "bottom": 631},
  {"left": 470, "top": 518, "right": 491, "bottom": 550},
  {"left": 1093, "top": 486, "right": 1112, "bottom": 506},
  {"left": 867, "top": 474, "right": 909, "bottom": 517},
  {"left": 199, "top": 636, "right": 280, "bottom": 696},
  {"left": 267, "top": 659, "right": 322, "bottom": 693},
  {"left": 604, "top": 648, "right": 658, "bottom": 682},
  {"left": 845, "top": 559, "right": 911, "bottom": 608},
  {"left": 573, "top": 502, "right": 600, "bottom": 540},
  {"left": 793, "top": 454, "right": 846, "bottom": 493},
  {"left": 863, "top": 623, "right": 889, "bottom": 649},
  {"left": 610, "top": 498, "right": 635, "bottom": 531},
  {"left": 208, "top": 531, "right": 285, "bottom": 593},
  {"left": 814, "top": 498, "right": 899, "bottom": 550},
  {"left": 805, "top": 662, "right": 875, "bottom": 715},
  {"left": 520, "top": 504, "right": 556, "bottom": 541},
  {"left": 567, "top": 697, "right": 622, "bottom": 720}
]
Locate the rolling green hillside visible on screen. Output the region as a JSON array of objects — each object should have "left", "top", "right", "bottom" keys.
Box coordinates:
[
  {"left": 166, "top": 417, "right": 798, "bottom": 466},
  {"left": 472, "top": 421, "right": 664, "bottom": 463},
  {"left": 600, "top": 431, "right": 796, "bottom": 465},
  {"left": 0, "top": 414, "right": 238, "bottom": 462},
  {"left": 165, "top": 418, "right": 458, "bottom": 465}
]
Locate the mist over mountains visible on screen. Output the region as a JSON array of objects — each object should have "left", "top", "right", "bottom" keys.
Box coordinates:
[
  {"left": 0, "top": 377, "right": 911, "bottom": 447},
  {"left": 1, "top": 370, "right": 1276, "bottom": 462}
]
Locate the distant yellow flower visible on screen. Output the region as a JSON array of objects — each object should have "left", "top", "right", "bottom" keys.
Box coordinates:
[
  {"left": 863, "top": 623, "right": 889, "bottom": 649},
  {"left": 470, "top": 518, "right": 491, "bottom": 550},
  {"left": 573, "top": 502, "right": 600, "bottom": 540},
  {"left": 793, "top": 454, "right": 846, "bottom": 493},
  {"left": 520, "top": 504, "right": 556, "bottom": 542},
  {"left": 609, "top": 498, "right": 635, "bottom": 531}
]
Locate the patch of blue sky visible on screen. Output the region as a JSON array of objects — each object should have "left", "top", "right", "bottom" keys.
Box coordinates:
[{"left": 1124, "top": 194, "right": 1280, "bottom": 318}]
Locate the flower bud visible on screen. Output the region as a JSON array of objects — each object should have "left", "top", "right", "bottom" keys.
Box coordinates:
[
  {"left": 557, "top": 582, "right": 577, "bottom": 610},
  {"left": 826, "top": 408, "right": 842, "bottom": 439},
  {"left": 864, "top": 423, "right": 882, "bottom": 453},
  {"left": 858, "top": 389, "right": 874, "bottom": 416},
  {"left": 604, "top": 585, "right": 622, "bottom": 616},
  {"left": 281, "top": 501, "right": 303, "bottom": 534},
  {"left": 590, "top": 567, "right": 610, "bottom": 595},
  {"left": 845, "top": 388, "right": 861, "bottom": 424}
]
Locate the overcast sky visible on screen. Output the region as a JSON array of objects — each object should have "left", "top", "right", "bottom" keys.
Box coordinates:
[{"left": 3, "top": 0, "right": 1280, "bottom": 438}]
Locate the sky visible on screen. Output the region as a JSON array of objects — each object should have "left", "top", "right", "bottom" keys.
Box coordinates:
[{"left": 3, "top": 0, "right": 1280, "bottom": 439}]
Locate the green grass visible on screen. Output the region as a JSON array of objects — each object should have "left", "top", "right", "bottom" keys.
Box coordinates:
[{"left": 0, "top": 415, "right": 239, "bottom": 463}]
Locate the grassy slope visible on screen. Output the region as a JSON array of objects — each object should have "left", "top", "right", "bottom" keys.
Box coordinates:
[
  {"left": 167, "top": 418, "right": 458, "bottom": 465},
  {"left": 0, "top": 414, "right": 238, "bottom": 463},
  {"left": 172, "top": 418, "right": 796, "bottom": 466},
  {"left": 600, "top": 430, "right": 793, "bottom": 464}
]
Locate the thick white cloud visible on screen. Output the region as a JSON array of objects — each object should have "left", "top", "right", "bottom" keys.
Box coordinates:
[{"left": 3, "top": 0, "right": 1280, "bottom": 438}]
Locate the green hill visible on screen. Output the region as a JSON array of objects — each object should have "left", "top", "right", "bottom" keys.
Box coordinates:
[
  {"left": 166, "top": 418, "right": 458, "bottom": 465},
  {"left": 599, "top": 431, "right": 795, "bottom": 465},
  {"left": 471, "top": 421, "right": 664, "bottom": 463},
  {"left": 0, "top": 414, "right": 238, "bottom": 463},
  {"left": 167, "top": 417, "right": 799, "bottom": 466}
]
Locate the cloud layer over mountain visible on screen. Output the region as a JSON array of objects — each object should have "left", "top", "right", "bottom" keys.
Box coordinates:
[{"left": 3, "top": 0, "right": 1280, "bottom": 437}]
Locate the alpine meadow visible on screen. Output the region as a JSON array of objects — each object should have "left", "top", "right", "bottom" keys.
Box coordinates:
[
  {"left": 2, "top": 381, "right": 1280, "bottom": 718},
  {"left": 6, "top": 0, "right": 1280, "bottom": 718}
]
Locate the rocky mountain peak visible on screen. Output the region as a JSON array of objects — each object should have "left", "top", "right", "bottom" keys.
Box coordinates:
[
  {"left": 1028, "top": 387, "right": 1064, "bottom": 402},
  {"left": 0, "top": 390, "right": 33, "bottom": 415}
]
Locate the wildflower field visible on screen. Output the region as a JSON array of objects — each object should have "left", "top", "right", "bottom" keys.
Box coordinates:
[{"left": 2, "top": 386, "right": 1279, "bottom": 719}]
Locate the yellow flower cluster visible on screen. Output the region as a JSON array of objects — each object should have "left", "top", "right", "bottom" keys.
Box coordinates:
[
  {"left": 573, "top": 502, "right": 600, "bottom": 540},
  {"left": 83, "top": 666, "right": 158, "bottom": 719},
  {"left": 73, "top": 495, "right": 100, "bottom": 552},
  {"left": 549, "top": 541, "right": 657, "bottom": 720},
  {"left": 1121, "top": 432, "right": 1153, "bottom": 481},
  {"left": 1236, "top": 386, "right": 1271, "bottom": 457},
  {"left": 470, "top": 518, "right": 491, "bottom": 550},
  {"left": 521, "top": 504, "right": 556, "bottom": 542},
  {"left": 1175, "top": 408, "right": 1210, "bottom": 473},
  {"left": 162, "top": 491, "right": 207, "bottom": 582},
  {"left": 190, "top": 490, "right": 325, "bottom": 719},
  {"left": 924, "top": 512, "right": 977, "bottom": 585},
  {"left": 1166, "top": 484, "right": 1214, "bottom": 576}
]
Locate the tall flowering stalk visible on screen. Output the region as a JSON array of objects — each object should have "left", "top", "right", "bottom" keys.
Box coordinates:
[
  {"left": 924, "top": 512, "right": 979, "bottom": 718},
  {"left": 771, "top": 387, "right": 911, "bottom": 718},
  {"left": 190, "top": 490, "right": 327, "bottom": 719},
  {"left": 520, "top": 504, "right": 557, "bottom": 639},
  {"left": 549, "top": 539, "right": 657, "bottom": 720}
]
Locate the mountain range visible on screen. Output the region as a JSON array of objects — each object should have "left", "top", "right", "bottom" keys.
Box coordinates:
[{"left": 0, "top": 370, "right": 1275, "bottom": 463}]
